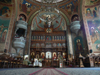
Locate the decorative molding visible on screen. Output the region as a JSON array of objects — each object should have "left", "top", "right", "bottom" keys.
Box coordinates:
[
  {"left": 4, "top": 0, "right": 18, "bottom": 53},
  {"left": 82, "top": 0, "right": 92, "bottom": 50}
]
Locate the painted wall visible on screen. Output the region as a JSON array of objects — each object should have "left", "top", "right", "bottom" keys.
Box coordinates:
[
  {"left": 82, "top": 0, "right": 100, "bottom": 53},
  {"left": 19, "top": 0, "right": 38, "bottom": 15},
  {"left": 59, "top": 0, "right": 78, "bottom": 16},
  {"left": 31, "top": 12, "right": 66, "bottom": 31},
  {"left": 0, "top": 2, "right": 12, "bottom": 53}
]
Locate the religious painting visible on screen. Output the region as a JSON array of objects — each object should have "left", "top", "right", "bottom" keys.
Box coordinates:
[
  {"left": 87, "top": 20, "right": 100, "bottom": 43},
  {"left": 85, "top": 8, "right": 93, "bottom": 19},
  {"left": 85, "top": 0, "right": 100, "bottom": 6},
  {"left": 46, "top": 43, "right": 51, "bottom": 48},
  {"left": 58, "top": 52, "right": 63, "bottom": 61},
  {"left": 54, "top": 36, "right": 57, "bottom": 40},
  {"left": 41, "top": 52, "right": 45, "bottom": 59},
  {"left": 53, "top": 52, "right": 57, "bottom": 60},
  {"left": 31, "top": 12, "right": 66, "bottom": 31},
  {"left": 33, "top": 36, "right": 36, "bottom": 40},
  {"left": 0, "top": 6, "right": 12, "bottom": 18},
  {"left": 36, "top": 54, "right": 39, "bottom": 59},
  {"left": 85, "top": 6, "right": 100, "bottom": 19},
  {"left": 59, "top": 0, "right": 78, "bottom": 16},
  {"left": 46, "top": 52, "right": 52, "bottom": 59},
  {"left": 19, "top": 0, "right": 33, "bottom": 15},
  {"left": 31, "top": 52, "right": 35, "bottom": 59},
  {"left": 87, "top": 19, "right": 100, "bottom": 51},
  {"left": 24, "top": 55, "right": 29, "bottom": 60},
  {"left": 62, "top": 43, "right": 66, "bottom": 47},
  {"left": 40, "top": 36, "right": 44, "bottom": 40},
  {"left": 74, "top": 36, "right": 84, "bottom": 54},
  {"left": 93, "top": 7, "right": 98, "bottom": 18},
  {"left": 41, "top": 43, "right": 45, "bottom": 47},
  {"left": 57, "top": 43, "right": 62, "bottom": 47},
  {"left": 53, "top": 43, "right": 57, "bottom": 47},
  {"left": 56, "top": 36, "right": 59, "bottom": 40},
  {"left": 63, "top": 52, "right": 66, "bottom": 59},
  {"left": 61, "top": 36, "right": 65, "bottom": 40},
  {"left": 36, "top": 43, "right": 40, "bottom": 47},
  {"left": 0, "top": 19, "right": 10, "bottom": 52},
  {"left": 46, "top": 36, "right": 51, "bottom": 41}
]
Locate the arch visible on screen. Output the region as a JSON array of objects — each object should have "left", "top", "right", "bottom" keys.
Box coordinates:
[
  {"left": 18, "top": 12, "right": 28, "bottom": 21},
  {"left": 27, "top": 8, "right": 70, "bottom": 26},
  {"left": 27, "top": 8, "right": 40, "bottom": 24},
  {"left": 71, "top": 14, "right": 79, "bottom": 22},
  {"left": 46, "top": 51, "right": 52, "bottom": 59}
]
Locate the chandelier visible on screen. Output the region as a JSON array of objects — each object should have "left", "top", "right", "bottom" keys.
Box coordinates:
[{"left": 38, "top": 0, "right": 60, "bottom": 27}]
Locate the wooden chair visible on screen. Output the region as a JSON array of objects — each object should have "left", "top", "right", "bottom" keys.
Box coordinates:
[
  {"left": 94, "top": 56, "right": 98, "bottom": 67},
  {"left": 0, "top": 54, "right": 10, "bottom": 68}
]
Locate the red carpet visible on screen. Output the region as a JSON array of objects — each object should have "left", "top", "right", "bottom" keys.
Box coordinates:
[{"left": 29, "top": 68, "right": 68, "bottom": 75}]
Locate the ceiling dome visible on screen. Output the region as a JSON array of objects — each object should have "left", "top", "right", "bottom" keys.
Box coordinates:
[{"left": 36, "top": 0, "right": 63, "bottom": 3}]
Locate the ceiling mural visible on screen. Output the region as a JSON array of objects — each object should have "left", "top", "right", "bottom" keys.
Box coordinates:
[
  {"left": 0, "top": 0, "right": 12, "bottom": 4},
  {"left": 85, "top": 0, "right": 100, "bottom": 6},
  {"left": 31, "top": 12, "right": 66, "bottom": 31},
  {"left": 59, "top": 0, "right": 78, "bottom": 16},
  {"left": 19, "top": 0, "right": 39, "bottom": 15},
  {"left": 36, "top": 0, "right": 63, "bottom": 3},
  {"left": 18, "top": 0, "right": 80, "bottom": 19},
  {"left": 29, "top": 0, "right": 69, "bottom": 4}
]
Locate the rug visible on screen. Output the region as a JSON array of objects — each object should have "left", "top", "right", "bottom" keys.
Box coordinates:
[{"left": 29, "top": 68, "right": 68, "bottom": 75}]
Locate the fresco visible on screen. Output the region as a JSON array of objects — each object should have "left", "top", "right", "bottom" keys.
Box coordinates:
[
  {"left": 19, "top": 0, "right": 38, "bottom": 15},
  {"left": 85, "top": 3, "right": 100, "bottom": 51},
  {"left": 31, "top": 12, "right": 66, "bottom": 31},
  {"left": 59, "top": 0, "right": 78, "bottom": 15},
  {"left": 0, "top": 6, "right": 12, "bottom": 18},
  {"left": 87, "top": 19, "right": 100, "bottom": 43},
  {"left": 87, "top": 19, "right": 100, "bottom": 51},
  {"left": 0, "top": 5, "right": 12, "bottom": 52},
  {"left": 85, "top": 6, "right": 100, "bottom": 19},
  {"left": 74, "top": 36, "right": 84, "bottom": 52},
  {"left": 85, "top": 0, "right": 100, "bottom": 6},
  {"left": 0, "top": 19, "right": 10, "bottom": 52},
  {"left": 0, "top": 0, "right": 12, "bottom": 4}
]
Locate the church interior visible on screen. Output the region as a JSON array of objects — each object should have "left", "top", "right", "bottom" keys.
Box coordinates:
[{"left": 0, "top": 0, "right": 100, "bottom": 75}]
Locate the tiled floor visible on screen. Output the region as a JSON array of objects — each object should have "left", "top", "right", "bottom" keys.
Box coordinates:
[{"left": 0, "top": 68, "right": 100, "bottom": 75}]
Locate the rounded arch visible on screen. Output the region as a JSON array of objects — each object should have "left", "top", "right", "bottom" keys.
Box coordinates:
[
  {"left": 17, "top": 12, "right": 28, "bottom": 22},
  {"left": 27, "top": 8, "right": 40, "bottom": 24},
  {"left": 71, "top": 14, "right": 79, "bottom": 22},
  {"left": 27, "top": 8, "right": 70, "bottom": 26},
  {"left": 70, "top": 13, "right": 79, "bottom": 21},
  {"left": 59, "top": 8, "right": 71, "bottom": 24}
]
